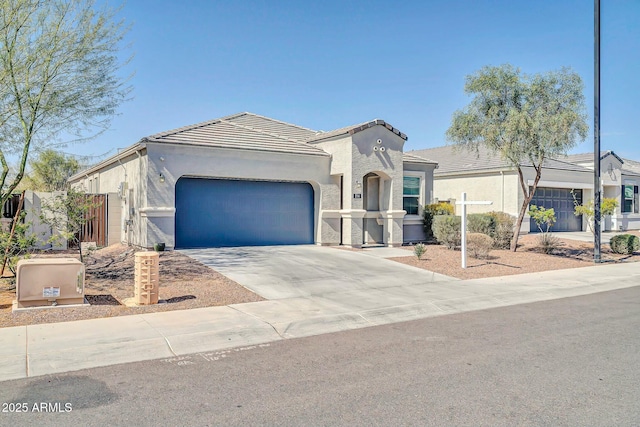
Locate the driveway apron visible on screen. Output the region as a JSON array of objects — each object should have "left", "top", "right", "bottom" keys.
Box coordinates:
[{"left": 180, "top": 245, "right": 453, "bottom": 301}]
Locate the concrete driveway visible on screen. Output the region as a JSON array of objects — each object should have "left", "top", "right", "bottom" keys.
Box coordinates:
[
  {"left": 180, "top": 245, "right": 453, "bottom": 300},
  {"left": 552, "top": 231, "right": 621, "bottom": 243}
]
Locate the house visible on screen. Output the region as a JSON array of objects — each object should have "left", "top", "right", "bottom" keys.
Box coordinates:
[
  {"left": 410, "top": 145, "right": 640, "bottom": 233},
  {"left": 563, "top": 151, "right": 640, "bottom": 231},
  {"left": 68, "top": 112, "right": 437, "bottom": 249}
]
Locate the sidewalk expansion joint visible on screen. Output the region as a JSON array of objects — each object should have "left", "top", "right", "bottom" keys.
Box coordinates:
[
  {"left": 140, "top": 316, "right": 177, "bottom": 357},
  {"left": 25, "top": 325, "right": 29, "bottom": 377},
  {"left": 228, "top": 305, "right": 285, "bottom": 340},
  {"left": 357, "top": 313, "right": 376, "bottom": 326}
]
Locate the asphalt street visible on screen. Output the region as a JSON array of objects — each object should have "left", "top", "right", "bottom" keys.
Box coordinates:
[{"left": 1, "top": 287, "right": 639, "bottom": 427}]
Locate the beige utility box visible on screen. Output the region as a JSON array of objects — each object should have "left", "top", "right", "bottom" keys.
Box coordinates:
[
  {"left": 134, "top": 251, "right": 159, "bottom": 305},
  {"left": 15, "top": 258, "right": 85, "bottom": 308}
]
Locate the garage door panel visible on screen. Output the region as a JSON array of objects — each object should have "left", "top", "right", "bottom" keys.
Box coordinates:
[
  {"left": 530, "top": 187, "right": 582, "bottom": 232},
  {"left": 176, "top": 178, "right": 314, "bottom": 248}
]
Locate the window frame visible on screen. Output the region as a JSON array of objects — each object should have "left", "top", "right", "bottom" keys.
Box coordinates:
[
  {"left": 403, "top": 172, "right": 425, "bottom": 217},
  {"left": 622, "top": 184, "right": 639, "bottom": 214}
]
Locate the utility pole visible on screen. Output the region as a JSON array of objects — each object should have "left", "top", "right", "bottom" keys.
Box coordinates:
[{"left": 594, "top": 0, "right": 602, "bottom": 263}]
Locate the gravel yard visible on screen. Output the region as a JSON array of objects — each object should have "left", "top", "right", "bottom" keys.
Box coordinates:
[
  {"left": 0, "top": 245, "right": 264, "bottom": 328},
  {"left": 392, "top": 233, "right": 640, "bottom": 280},
  {"left": 0, "top": 232, "right": 638, "bottom": 328}
]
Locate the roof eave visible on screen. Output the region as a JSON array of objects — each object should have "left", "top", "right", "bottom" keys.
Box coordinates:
[
  {"left": 68, "top": 142, "right": 146, "bottom": 182},
  {"left": 144, "top": 139, "right": 331, "bottom": 157},
  {"left": 308, "top": 119, "right": 408, "bottom": 143}
]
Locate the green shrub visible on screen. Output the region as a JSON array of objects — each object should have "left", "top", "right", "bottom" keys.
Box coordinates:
[
  {"left": 467, "top": 233, "right": 493, "bottom": 259},
  {"left": 0, "top": 213, "right": 38, "bottom": 277},
  {"left": 528, "top": 205, "right": 556, "bottom": 232},
  {"left": 610, "top": 234, "right": 640, "bottom": 255},
  {"left": 487, "top": 211, "right": 515, "bottom": 249},
  {"left": 413, "top": 243, "right": 427, "bottom": 260},
  {"left": 467, "top": 213, "right": 496, "bottom": 236},
  {"left": 529, "top": 205, "right": 558, "bottom": 254},
  {"left": 423, "top": 202, "right": 454, "bottom": 239},
  {"left": 537, "top": 232, "right": 560, "bottom": 254},
  {"left": 432, "top": 215, "right": 461, "bottom": 249}
]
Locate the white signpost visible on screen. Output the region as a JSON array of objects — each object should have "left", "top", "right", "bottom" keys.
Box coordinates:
[{"left": 456, "top": 192, "right": 492, "bottom": 269}]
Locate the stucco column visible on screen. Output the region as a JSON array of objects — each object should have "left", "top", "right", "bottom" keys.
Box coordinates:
[
  {"left": 318, "top": 210, "right": 341, "bottom": 245},
  {"left": 381, "top": 210, "right": 406, "bottom": 247},
  {"left": 341, "top": 209, "right": 366, "bottom": 248}
]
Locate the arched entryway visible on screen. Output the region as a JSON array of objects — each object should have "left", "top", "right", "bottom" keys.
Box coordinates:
[{"left": 362, "top": 171, "right": 391, "bottom": 245}]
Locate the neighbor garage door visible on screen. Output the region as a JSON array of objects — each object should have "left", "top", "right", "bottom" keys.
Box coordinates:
[
  {"left": 529, "top": 187, "right": 582, "bottom": 232},
  {"left": 176, "top": 178, "right": 314, "bottom": 248}
]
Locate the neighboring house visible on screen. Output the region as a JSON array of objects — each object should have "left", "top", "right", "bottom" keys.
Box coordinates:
[
  {"left": 563, "top": 151, "right": 640, "bottom": 231},
  {"left": 410, "top": 145, "right": 640, "bottom": 233},
  {"left": 68, "top": 112, "right": 437, "bottom": 249}
]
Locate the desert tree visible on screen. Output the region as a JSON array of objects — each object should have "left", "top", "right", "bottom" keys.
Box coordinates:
[
  {"left": 0, "top": 0, "right": 131, "bottom": 206},
  {"left": 39, "top": 186, "right": 101, "bottom": 263},
  {"left": 22, "top": 148, "right": 80, "bottom": 191},
  {"left": 446, "top": 64, "right": 588, "bottom": 251}
]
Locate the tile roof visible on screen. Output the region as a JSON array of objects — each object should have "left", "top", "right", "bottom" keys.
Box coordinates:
[
  {"left": 410, "top": 145, "right": 509, "bottom": 175},
  {"left": 72, "top": 113, "right": 422, "bottom": 179},
  {"left": 410, "top": 144, "right": 592, "bottom": 175},
  {"left": 620, "top": 158, "right": 640, "bottom": 177},
  {"left": 306, "top": 119, "right": 408, "bottom": 143},
  {"left": 563, "top": 151, "right": 640, "bottom": 177},
  {"left": 562, "top": 150, "right": 624, "bottom": 164},
  {"left": 402, "top": 153, "right": 438, "bottom": 165},
  {"left": 142, "top": 112, "right": 329, "bottom": 157}
]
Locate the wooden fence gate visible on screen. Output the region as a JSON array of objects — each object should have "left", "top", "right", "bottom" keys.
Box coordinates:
[{"left": 75, "top": 194, "right": 107, "bottom": 247}]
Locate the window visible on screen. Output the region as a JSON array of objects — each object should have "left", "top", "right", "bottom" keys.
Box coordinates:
[
  {"left": 622, "top": 185, "right": 639, "bottom": 214},
  {"left": 403, "top": 176, "right": 421, "bottom": 215}
]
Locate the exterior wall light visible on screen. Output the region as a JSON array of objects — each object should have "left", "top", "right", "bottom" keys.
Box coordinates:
[
  {"left": 159, "top": 173, "right": 165, "bottom": 183},
  {"left": 355, "top": 180, "right": 362, "bottom": 189}
]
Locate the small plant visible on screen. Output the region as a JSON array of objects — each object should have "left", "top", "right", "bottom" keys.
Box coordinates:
[
  {"left": 572, "top": 195, "right": 619, "bottom": 235},
  {"left": 488, "top": 211, "right": 515, "bottom": 249},
  {"left": 538, "top": 232, "right": 560, "bottom": 255},
  {"left": 40, "top": 187, "right": 103, "bottom": 263},
  {"left": 610, "top": 234, "right": 640, "bottom": 255},
  {"left": 413, "top": 243, "right": 427, "bottom": 260},
  {"left": 529, "top": 205, "right": 558, "bottom": 254},
  {"left": 467, "top": 233, "right": 493, "bottom": 259},
  {"left": 423, "top": 202, "right": 455, "bottom": 239},
  {"left": 432, "top": 215, "right": 461, "bottom": 249},
  {"left": 0, "top": 212, "right": 38, "bottom": 277}
]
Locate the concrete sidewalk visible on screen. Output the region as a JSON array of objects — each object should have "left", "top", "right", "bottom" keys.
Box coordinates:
[{"left": 1, "top": 262, "right": 638, "bottom": 382}]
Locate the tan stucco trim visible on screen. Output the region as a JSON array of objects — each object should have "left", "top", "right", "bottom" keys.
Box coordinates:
[{"left": 139, "top": 207, "right": 176, "bottom": 218}]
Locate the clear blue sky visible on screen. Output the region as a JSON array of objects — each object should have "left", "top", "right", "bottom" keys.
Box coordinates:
[{"left": 71, "top": 0, "right": 640, "bottom": 161}]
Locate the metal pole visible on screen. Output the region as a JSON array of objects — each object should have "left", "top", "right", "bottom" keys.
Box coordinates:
[
  {"left": 461, "top": 192, "right": 467, "bottom": 269},
  {"left": 594, "top": 0, "right": 602, "bottom": 263}
]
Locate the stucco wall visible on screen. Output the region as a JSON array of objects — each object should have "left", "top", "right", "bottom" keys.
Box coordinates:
[
  {"left": 351, "top": 127, "right": 406, "bottom": 246},
  {"left": 310, "top": 125, "right": 408, "bottom": 247},
  {"left": 434, "top": 171, "right": 519, "bottom": 216},
  {"left": 23, "top": 191, "right": 67, "bottom": 250},
  {"left": 70, "top": 148, "right": 148, "bottom": 247},
  {"left": 350, "top": 127, "right": 405, "bottom": 212},
  {"left": 146, "top": 143, "right": 332, "bottom": 249},
  {"left": 435, "top": 166, "right": 597, "bottom": 234}
]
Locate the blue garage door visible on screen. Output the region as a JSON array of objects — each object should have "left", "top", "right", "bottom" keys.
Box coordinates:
[
  {"left": 175, "top": 178, "right": 314, "bottom": 248},
  {"left": 529, "top": 187, "right": 582, "bottom": 232}
]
